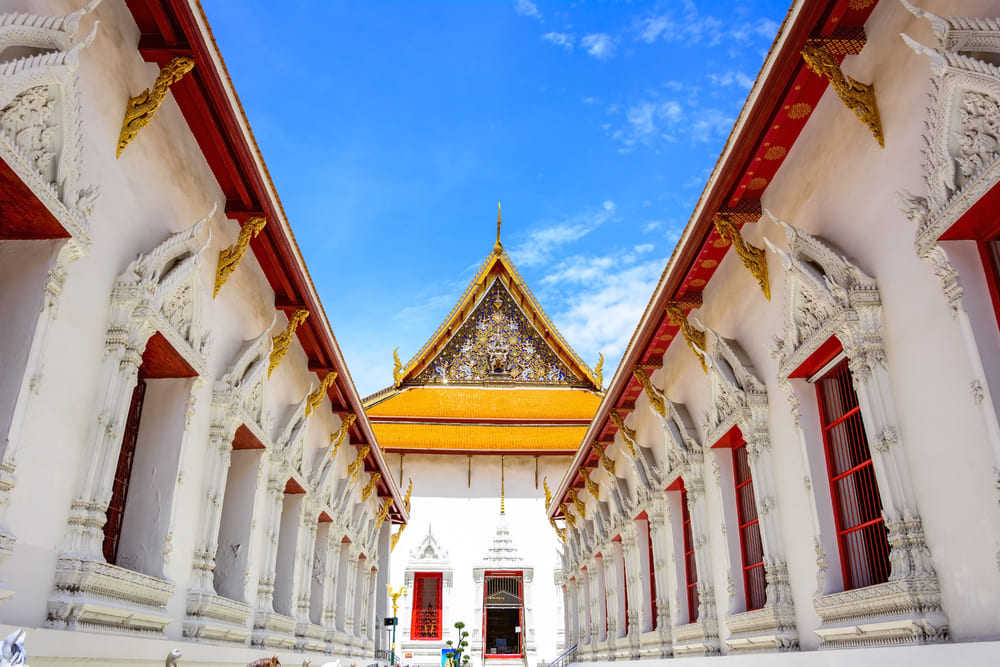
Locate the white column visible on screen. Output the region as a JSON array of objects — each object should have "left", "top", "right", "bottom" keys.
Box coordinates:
[{"left": 646, "top": 497, "right": 673, "bottom": 655}]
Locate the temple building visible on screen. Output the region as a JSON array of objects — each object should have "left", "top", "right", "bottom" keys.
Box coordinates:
[
  {"left": 548, "top": 0, "right": 1000, "bottom": 664},
  {"left": 0, "top": 0, "right": 406, "bottom": 665},
  {"left": 366, "top": 222, "right": 603, "bottom": 667}
]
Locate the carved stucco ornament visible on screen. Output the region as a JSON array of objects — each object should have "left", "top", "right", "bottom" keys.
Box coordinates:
[
  {"left": 713, "top": 216, "right": 770, "bottom": 299},
  {"left": 0, "top": 2, "right": 101, "bottom": 241},
  {"left": 801, "top": 43, "right": 884, "bottom": 147},
  {"left": 117, "top": 55, "right": 195, "bottom": 157},
  {"left": 268, "top": 308, "right": 309, "bottom": 377},
  {"left": 214, "top": 216, "right": 266, "bottom": 297}
]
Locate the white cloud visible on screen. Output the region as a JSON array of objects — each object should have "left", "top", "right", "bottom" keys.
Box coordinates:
[
  {"left": 581, "top": 33, "right": 615, "bottom": 59},
  {"left": 515, "top": 0, "right": 542, "bottom": 20},
  {"left": 643, "top": 220, "right": 663, "bottom": 233},
  {"left": 547, "top": 256, "right": 666, "bottom": 373},
  {"left": 709, "top": 70, "right": 754, "bottom": 90},
  {"left": 608, "top": 96, "right": 732, "bottom": 151},
  {"left": 636, "top": 6, "right": 777, "bottom": 48},
  {"left": 633, "top": 243, "right": 654, "bottom": 254},
  {"left": 542, "top": 31, "right": 574, "bottom": 50},
  {"left": 508, "top": 200, "right": 616, "bottom": 267}
]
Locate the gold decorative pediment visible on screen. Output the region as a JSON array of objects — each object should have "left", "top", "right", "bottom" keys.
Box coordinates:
[{"left": 414, "top": 280, "right": 580, "bottom": 385}]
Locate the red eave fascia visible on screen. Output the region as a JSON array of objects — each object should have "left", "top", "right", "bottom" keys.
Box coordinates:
[
  {"left": 123, "top": 0, "right": 408, "bottom": 524},
  {"left": 550, "top": 0, "right": 878, "bottom": 520}
]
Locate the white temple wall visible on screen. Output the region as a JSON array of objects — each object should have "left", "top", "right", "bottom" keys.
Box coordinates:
[
  {"left": 564, "top": 0, "right": 1000, "bottom": 659},
  {"left": 0, "top": 0, "right": 395, "bottom": 662},
  {"left": 387, "top": 452, "right": 571, "bottom": 667}
]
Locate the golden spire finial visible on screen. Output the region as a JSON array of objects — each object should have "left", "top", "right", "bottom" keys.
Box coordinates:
[{"left": 494, "top": 202, "right": 503, "bottom": 254}]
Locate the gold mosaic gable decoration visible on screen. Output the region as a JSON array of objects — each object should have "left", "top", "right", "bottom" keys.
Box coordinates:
[{"left": 414, "top": 280, "right": 578, "bottom": 385}]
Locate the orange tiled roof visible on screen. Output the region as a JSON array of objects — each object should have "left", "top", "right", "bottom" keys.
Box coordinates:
[
  {"left": 370, "top": 422, "right": 587, "bottom": 451},
  {"left": 366, "top": 386, "right": 601, "bottom": 421}
]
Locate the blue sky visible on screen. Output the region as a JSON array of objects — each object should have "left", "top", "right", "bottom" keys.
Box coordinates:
[{"left": 201, "top": 0, "right": 788, "bottom": 397}]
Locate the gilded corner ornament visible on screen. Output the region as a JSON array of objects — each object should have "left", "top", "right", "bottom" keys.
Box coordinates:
[
  {"left": 580, "top": 467, "right": 600, "bottom": 499},
  {"left": 713, "top": 216, "right": 770, "bottom": 300},
  {"left": 330, "top": 413, "right": 356, "bottom": 458},
  {"left": 593, "top": 353, "right": 604, "bottom": 389},
  {"left": 375, "top": 497, "right": 392, "bottom": 529},
  {"left": 390, "top": 479, "right": 412, "bottom": 551},
  {"left": 543, "top": 476, "right": 553, "bottom": 510},
  {"left": 666, "top": 303, "right": 707, "bottom": 373},
  {"left": 633, "top": 367, "right": 666, "bottom": 417},
  {"left": 215, "top": 216, "right": 266, "bottom": 297},
  {"left": 348, "top": 444, "right": 371, "bottom": 484},
  {"left": 801, "top": 44, "right": 884, "bottom": 147},
  {"left": 567, "top": 488, "right": 586, "bottom": 519},
  {"left": 305, "top": 371, "right": 338, "bottom": 417},
  {"left": 362, "top": 472, "right": 381, "bottom": 501},
  {"left": 609, "top": 411, "right": 636, "bottom": 457},
  {"left": 562, "top": 503, "right": 576, "bottom": 527},
  {"left": 591, "top": 441, "right": 616, "bottom": 476},
  {"left": 392, "top": 348, "right": 404, "bottom": 386},
  {"left": 268, "top": 308, "right": 309, "bottom": 377},
  {"left": 117, "top": 56, "right": 195, "bottom": 158}
]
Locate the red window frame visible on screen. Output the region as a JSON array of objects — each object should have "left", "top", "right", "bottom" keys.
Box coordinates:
[
  {"left": 668, "top": 478, "right": 698, "bottom": 623},
  {"left": 411, "top": 572, "right": 443, "bottom": 640},
  {"left": 647, "top": 523, "right": 657, "bottom": 630},
  {"left": 816, "top": 357, "right": 890, "bottom": 590},
  {"left": 103, "top": 372, "right": 147, "bottom": 565},
  {"left": 732, "top": 440, "right": 766, "bottom": 611}
]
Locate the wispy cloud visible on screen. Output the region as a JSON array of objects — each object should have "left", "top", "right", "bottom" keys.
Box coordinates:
[
  {"left": 515, "top": 0, "right": 542, "bottom": 21},
  {"left": 635, "top": 3, "right": 777, "bottom": 48},
  {"left": 581, "top": 33, "right": 615, "bottom": 59},
  {"left": 708, "top": 70, "right": 754, "bottom": 90},
  {"left": 508, "top": 200, "right": 616, "bottom": 267},
  {"left": 545, "top": 252, "right": 666, "bottom": 372},
  {"left": 543, "top": 31, "right": 574, "bottom": 50},
  {"left": 608, "top": 96, "right": 733, "bottom": 152}
]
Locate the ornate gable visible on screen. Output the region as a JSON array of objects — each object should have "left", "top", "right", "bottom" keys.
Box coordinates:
[
  {"left": 393, "top": 234, "right": 600, "bottom": 390},
  {"left": 415, "top": 279, "right": 578, "bottom": 385}
]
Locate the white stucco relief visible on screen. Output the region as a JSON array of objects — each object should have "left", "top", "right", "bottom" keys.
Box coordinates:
[
  {"left": 900, "top": 1, "right": 1000, "bottom": 510},
  {"left": 692, "top": 325, "right": 797, "bottom": 653},
  {"left": 49, "top": 207, "right": 214, "bottom": 634},
  {"left": 765, "top": 214, "right": 947, "bottom": 648}
]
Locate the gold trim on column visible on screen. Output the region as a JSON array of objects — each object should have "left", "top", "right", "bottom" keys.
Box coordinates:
[
  {"left": 633, "top": 367, "right": 666, "bottom": 417},
  {"left": 666, "top": 303, "right": 707, "bottom": 372},
  {"left": 269, "top": 308, "right": 309, "bottom": 377},
  {"left": 305, "top": 371, "right": 338, "bottom": 417},
  {"left": 713, "top": 216, "right": 770, "bottom": 300},
  {"left": 117, "top": 56, "right": 195, "bottom": 158},
  {"left": 801, "top": 43, "right": 884, "bottom": 147},
  {"left": 609, "top": 411, "right": 636, "bottom": 456},
  {"left": 362, "top": 472, "right": 381, "bottom": 501},
  {"left": 215, "top": 216, "right": 266, "bottom": 297},
  {"left": 591, "top": 441, "right": 616, "bottom": 476}
]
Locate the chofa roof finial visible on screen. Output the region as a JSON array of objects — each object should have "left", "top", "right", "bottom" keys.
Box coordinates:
[{"left": 494, "top": 202, "right": 503, "bottom": 254}]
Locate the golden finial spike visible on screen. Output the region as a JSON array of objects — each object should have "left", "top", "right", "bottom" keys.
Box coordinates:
[{"left": 494, "top": 202, "right": 503, "bottom": 254}]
